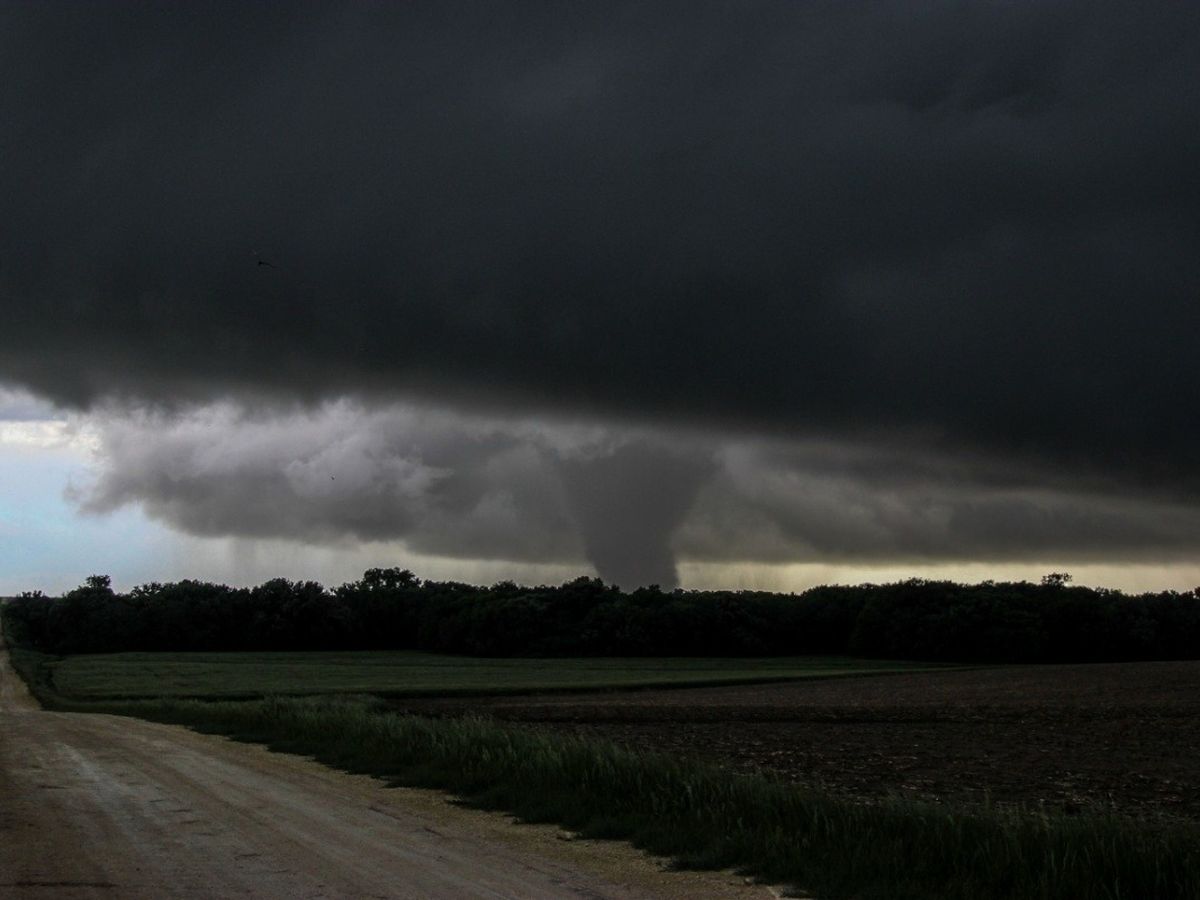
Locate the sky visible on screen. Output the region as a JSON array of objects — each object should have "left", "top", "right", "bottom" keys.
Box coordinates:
[{"left": 2, "top": 2, "right": 1198, "bottom": 595}]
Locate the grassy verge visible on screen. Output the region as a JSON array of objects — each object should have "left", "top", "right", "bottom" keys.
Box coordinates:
[
  {"left": 81, "top": 694, "right": 1200, "bottom": 900},
  {"left": 6, "top": 627, "right": 1198, "bottom": 899},
  {"left": 6, "top": 643, "right": 57, "bottom": 702}
]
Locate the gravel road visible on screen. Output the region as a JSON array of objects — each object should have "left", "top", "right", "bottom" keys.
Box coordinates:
[{"left": 0, "top": 636, "right": 772, "bottom": 899}]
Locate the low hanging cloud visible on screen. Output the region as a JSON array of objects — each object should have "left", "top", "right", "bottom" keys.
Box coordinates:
[
  {"left": 73, "top": 401, "right": 1200, "bottom": 588},
  {"left": 76, "top": 402, "right": 582, "bottom": 564},
  {"left": 680, "top": 441, "right": 1200, "bottom": 564},
  {"left": 74, "top": 401, "right": 716, "bottom": 587}
]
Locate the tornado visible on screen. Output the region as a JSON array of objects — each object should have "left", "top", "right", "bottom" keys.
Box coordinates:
[{"left": 559, "top": 441, "right": 712, "bottom": 590}]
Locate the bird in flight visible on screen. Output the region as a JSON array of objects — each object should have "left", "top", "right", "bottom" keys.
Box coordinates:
[{"left": 253, "top": 250, "right": 277, "bottom": 269}]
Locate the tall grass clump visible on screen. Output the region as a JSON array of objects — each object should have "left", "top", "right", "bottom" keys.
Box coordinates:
[
  {"left": 4, "top": 644, "right": 58, "bottom": 704},
  {"left": 87, "top": 694, "right": 1200, "bottom": 900}
]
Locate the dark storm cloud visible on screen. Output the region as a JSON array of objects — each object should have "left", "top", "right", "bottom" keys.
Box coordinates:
[
  {"left": 74, "top": 402, "right": 585, "bottom": 565},
  {"left": 74, "top": 403, "right": 1200, "bottom": 588},
  {"left": 5, "top": 1, "right": 1200, "bottom": 587},
  {"left": 2, "top": 0, "right": 1197, "bottom": 486},
  {"left": 677, "top": 439, "right": 1200, "bottom": 564},
  {"left": 73, "top": 401, "right": 717, "bottom": 587}
]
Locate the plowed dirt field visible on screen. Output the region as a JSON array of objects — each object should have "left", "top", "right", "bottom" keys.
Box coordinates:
[{"left": 396, "top": 661, "right": 1200, "bottom": 820}]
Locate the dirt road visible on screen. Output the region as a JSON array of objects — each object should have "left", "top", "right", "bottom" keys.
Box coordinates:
[{"left": 0, "top": 638, "right": 770, "bottom": 899}]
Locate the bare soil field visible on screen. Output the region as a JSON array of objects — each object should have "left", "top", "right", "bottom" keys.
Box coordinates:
[{"left": 394, "top": 661, "right": 1200, "bottom": 821}]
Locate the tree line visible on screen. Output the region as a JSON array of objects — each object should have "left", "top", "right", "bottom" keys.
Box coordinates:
[{"left": 4, "top": 569, "right": 1200, "bottom": 663}]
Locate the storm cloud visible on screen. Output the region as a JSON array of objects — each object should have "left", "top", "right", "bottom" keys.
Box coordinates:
[
  {"left": 3, "top": 2, "right": 1200, "bottom": 585},
  {"left": 73, "top": 401, "right": 1200, "bottom": 588},
  {"left": 74, "top": 401, "right": 716, "bottom": 587}
]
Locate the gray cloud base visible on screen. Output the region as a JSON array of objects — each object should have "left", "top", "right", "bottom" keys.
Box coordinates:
[{"left": 74, "top": 402, "right": 1200, "bottom": 589}]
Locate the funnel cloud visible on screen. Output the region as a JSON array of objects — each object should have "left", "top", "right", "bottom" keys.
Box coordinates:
[{"left": 560, "top": 441, "right": 714, "bottom": 588}]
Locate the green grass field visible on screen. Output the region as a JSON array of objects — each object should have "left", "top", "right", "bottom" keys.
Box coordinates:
[{"left": 42, "top": 650, "right": 938, "bottom": 700}]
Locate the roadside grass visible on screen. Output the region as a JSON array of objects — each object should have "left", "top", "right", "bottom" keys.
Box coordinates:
[
  {"left": 6, "top": 644, "right": 55, "bottom": 701},
  {"left": 8, "top": 635, "right": 1199, "bottom": 899},
  {"left": 38, "top": 649, "right": 940, "bottom": 701},
  {"left": 80, "top": 694, "right": 1200, "bottom": 900}
]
